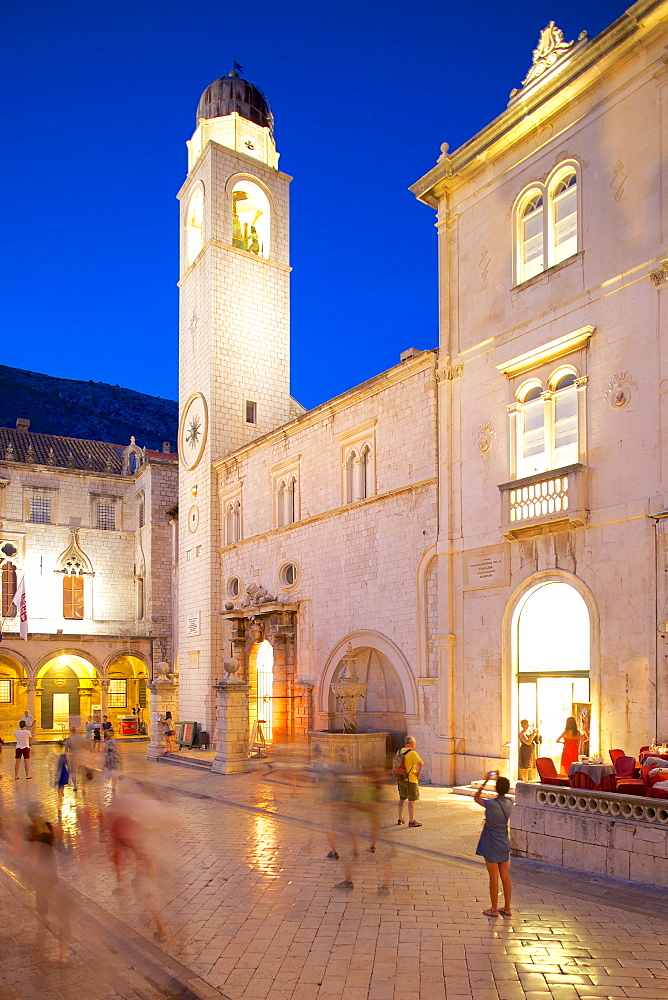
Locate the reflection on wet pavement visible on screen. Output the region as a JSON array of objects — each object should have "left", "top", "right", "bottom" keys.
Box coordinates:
[{"left": 4, "top": 744, "right": 668, "bottom": 1000}]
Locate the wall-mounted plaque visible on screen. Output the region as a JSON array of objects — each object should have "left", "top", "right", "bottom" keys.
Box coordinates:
[{"left": 463, "top": 544, "right": 510, "bottom": 591}]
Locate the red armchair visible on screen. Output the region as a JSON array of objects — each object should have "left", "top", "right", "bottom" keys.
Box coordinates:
[
  {"left": 615, "top": 755, "right": 645, "bottom": 795},
  {"left": 536, "top": 757, "right": 570, "bottom": 787},
  {"left": 609, "top": 749, "right": 625, "bottom": 765}
]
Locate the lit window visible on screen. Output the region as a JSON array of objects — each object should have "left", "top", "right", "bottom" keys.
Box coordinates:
[
  {"left": 513, "top": 369, "right": 581, "bottom": 478},
  {"left": 551, "top": 172, "right": 577, "bottom": 264},
  {"left": 96, "top": 502, "right": 116, "bottom": 531},
  {"left": 63, "top": 573, "right": 84, "bottom": 620},
  {"left": 246, "top": 400, "right": 257, "bottom": 424},
  {"left": 520, "top": 193, "right": 544, "bottom": 281},
  {"left": 2, "top": 562, "right": 17, "bottom": 617},
  {"left": 108, "top": 679, "right": 127, "bottom": 708},
  {"left": 232, "top": 180, "right": 270, "bottom": 258},
  {"left": 30, "top": 496, "right": 51, "bottom": 524},
  {"left": 515, "top": 164, "right": 579, "bottom": 284},
  {"left": 186, "top": 185, "right": 204, "bottom": 266},
  {"left": 0, "top": 678, "right": 12, "bottom": 703},
  {"left": 518, "top": 384, "right": 546, "bottom": 478},
  {"left": 552, "top": 372, "right": 579, "bottom": 468}
]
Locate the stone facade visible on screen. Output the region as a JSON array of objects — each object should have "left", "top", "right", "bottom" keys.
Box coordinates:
[
  {"left": 0, "top": 430, "right": 177, "bottom": 738},
  {"left": 411, "top": 0, "right": 668, "bottom": 784},
  {"left": 174, "top": 5, "right": 668, "bottom": 788}
]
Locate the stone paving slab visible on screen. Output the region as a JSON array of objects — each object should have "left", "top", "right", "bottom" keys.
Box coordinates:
[{"left": 3, "top": 745, "right": 668, "bottom": 999}]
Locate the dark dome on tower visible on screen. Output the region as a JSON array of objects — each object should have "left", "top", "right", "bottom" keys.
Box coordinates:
[{"left": 196, "top": 71, "right": 274, "bottom": 136}]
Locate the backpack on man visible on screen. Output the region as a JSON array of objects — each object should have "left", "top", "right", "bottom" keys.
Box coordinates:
[{"left": 391, "top": 747, "right": 413, "bottom": 779}]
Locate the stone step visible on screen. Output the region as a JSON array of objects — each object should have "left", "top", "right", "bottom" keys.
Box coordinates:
[{"left": 157, "top": 753, "right": 213, "bottom": 772}]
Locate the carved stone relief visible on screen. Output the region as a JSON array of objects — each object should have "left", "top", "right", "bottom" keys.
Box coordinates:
[
  {"left": 650, "top": 262, "right": 668, "bottom": 287},
  {"left": 476, "top": 422, "right": 497, "bottom": 454},
  {"left": 610, "top": 160, "right": 627, "bottom": 203},
  {"left": 603, "top": 371, "right": 638, "bottom": 409},
  {"left": 479, "top": 246, "right": 491, "bottom": 285}
]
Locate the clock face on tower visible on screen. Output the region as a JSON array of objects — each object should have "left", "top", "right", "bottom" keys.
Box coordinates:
[{"left": 179, "top": 392, "right": 208, "bottom": 470}]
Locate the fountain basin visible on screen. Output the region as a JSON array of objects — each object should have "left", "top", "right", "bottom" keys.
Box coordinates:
[{"left": 309, "top": 730, "right": 390, "bottom": 770}]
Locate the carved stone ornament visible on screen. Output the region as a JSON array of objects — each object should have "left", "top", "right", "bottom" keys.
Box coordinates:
[
  {"left": 610, "top": 160, "right": 627, "bottom": 203},
  {"left": 509, "top": 22, "right": 588, "bottom": 99},
  {"left": 476, "top": 422, "right": 496, "bottom": 454},
  {"left": 603, "top": 371, "right": 638, "bottom": 410},
  {"left": 650, "top": 261, "right": 668, "bottom": 287},
  {"left": 521, "top": 22, "right": 575, "bottom": 88},
  {"left": 249, "top": 617, "right": 264, "bottom": 643},
  {"left": 436, "top": 364, "right": 464, "bottom": 383}
]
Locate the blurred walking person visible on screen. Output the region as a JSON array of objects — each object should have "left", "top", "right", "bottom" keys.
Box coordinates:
[
  {"left": 103, "top": 730, "right": 122, "bottom": 794},
  {"left": 14, "top": 719, "right": 32, "bottom": 780},
  {"left": 23, "top": 801, "right": 72, "bottom": 966}
]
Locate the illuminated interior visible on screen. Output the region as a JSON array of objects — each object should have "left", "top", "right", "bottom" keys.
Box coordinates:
[
  {"left": 255, "top": 640, "right": 274, "bottom": 740},
  {"left": 232, "top": 180, "right": 270, "bottom": 258},
  {"left": 516, "top": 582, "right": 590, "bottom": 773}
]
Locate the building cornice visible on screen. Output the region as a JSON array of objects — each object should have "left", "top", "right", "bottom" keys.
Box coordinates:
[
  {"left": 410, "top": 0, "right": 668, "bottom": 206},
  {"left": 212, "top": 350, "right": 437, "bottom": 471}
]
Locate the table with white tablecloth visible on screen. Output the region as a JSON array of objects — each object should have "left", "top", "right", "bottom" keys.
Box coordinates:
[{"left": 568, "top": 762, "right": 616, "bottom": 788}]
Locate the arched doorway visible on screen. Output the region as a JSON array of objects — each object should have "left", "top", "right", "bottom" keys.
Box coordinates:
[
  {"left": 105, "top": 654, "right": 150, "bottom": 733},
  {"left": 329, "top": 646, "right": 406, "bottom": 746},
  {"left": 248, "top": 639, "right": 274, "bottom": 740},
  {"left": 514, "top": 581, "right": 591, "bottom": 776},
  {"left": 37, "top": 654, "right": 98, "bottom": 734},
  {"left": 0, "top": 653, "right": 28, "bottom": 733}
]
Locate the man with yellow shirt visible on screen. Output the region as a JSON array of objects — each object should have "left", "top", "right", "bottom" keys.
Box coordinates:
[{"left": 397, "top": 735, "right": 424, "bottom": 827}]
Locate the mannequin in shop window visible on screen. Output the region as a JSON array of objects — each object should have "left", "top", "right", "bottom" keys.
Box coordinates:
[{"left": 557, "top": 716, "right": 581, "bottom": 774}]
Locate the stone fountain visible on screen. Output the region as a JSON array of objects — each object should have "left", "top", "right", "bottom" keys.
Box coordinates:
[{"left": 309, "top": 644, "right": 389, "bottom": 769}]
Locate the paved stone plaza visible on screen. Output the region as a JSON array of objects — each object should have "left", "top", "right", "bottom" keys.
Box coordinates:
[{"left": 3, "top": 745, "right": 668, "bottom": 1000}]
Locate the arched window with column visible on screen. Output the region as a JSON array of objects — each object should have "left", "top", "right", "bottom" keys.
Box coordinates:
[
  {"left": 512, "top": 365, "right": 583, "bottom": 479},
  {"left": 185, "top": 184, "right": 204, "bottom": 266},
  {"left": 514, "top": 162, "right": 580, "bottom": 284}
]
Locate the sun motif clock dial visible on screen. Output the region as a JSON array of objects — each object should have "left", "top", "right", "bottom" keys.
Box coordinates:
[{"left": 179, "top": 393, "right": 208, "bottom": 470}]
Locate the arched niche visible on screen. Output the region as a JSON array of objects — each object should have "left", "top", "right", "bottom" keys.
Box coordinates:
[
  {"left": 320, "top": 632, "right": 417, "bottom": 746},
  {"left": 231, "top": 179, "right": 270, "bottom": 258}
]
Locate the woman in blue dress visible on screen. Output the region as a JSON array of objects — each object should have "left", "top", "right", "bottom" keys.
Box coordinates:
[{"left": 474, "top": 771, "right": 513, "bottom": 917}]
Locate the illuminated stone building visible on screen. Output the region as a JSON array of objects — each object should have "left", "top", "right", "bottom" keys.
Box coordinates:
[
  {"left": 0, "top": 425, "right": 177, "bottom": 738},
  {"left": 411, "top": 0, "right": 668, "bottom": 783},
  {"left": 177, "top": 0, "right": 668, "bottom": 784}
]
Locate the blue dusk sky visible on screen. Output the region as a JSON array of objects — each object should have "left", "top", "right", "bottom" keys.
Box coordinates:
[{"left": 2, "top": 0, "right": 627, "bottom": 411}]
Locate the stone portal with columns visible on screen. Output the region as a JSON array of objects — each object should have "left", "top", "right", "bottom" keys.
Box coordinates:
[{"left": 220, "top": 600, "right": 312, "bottom": 745}]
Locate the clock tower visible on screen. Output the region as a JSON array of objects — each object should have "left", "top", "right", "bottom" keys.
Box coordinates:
[{"left": 177, "top": 70, "right": 293, "bottom": 727}]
